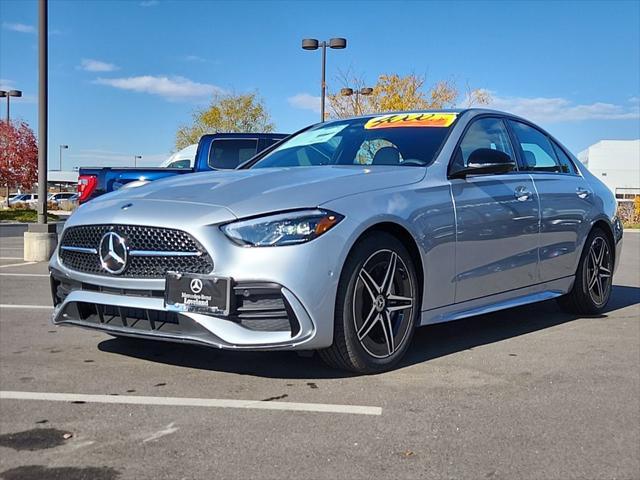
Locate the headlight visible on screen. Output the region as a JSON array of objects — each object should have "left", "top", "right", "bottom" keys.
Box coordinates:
[{"left": 221, "top": 209, "right": 344, "bottom": 247}]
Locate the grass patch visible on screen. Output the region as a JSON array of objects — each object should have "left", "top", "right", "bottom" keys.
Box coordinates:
[{"left": 0, "top": 210, "right": 60, "bottom": 223}]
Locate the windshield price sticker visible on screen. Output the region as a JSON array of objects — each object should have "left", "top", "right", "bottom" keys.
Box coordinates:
[
  {"left": 277, "top": 124, "right": 348, "bottom": 150},
  {"left": 364, "top": 113, "right": 457, "bottom": 130}
]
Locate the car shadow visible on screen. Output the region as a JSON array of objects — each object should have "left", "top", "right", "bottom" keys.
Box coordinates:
[{"left": 98, "top": 284, "right": 639, "bottom": 379}]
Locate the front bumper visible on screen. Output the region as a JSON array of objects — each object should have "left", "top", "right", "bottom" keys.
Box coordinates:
[
  {"left": 50, "top": 274, "right": 316, "bottom": 350},
  {"left": 49, "top": 219, "right": 349, "bottom": 351}
]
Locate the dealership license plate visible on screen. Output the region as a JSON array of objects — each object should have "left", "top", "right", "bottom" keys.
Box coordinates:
[{"left": 164, "top": 273, "right": 231, "bottom": 316}]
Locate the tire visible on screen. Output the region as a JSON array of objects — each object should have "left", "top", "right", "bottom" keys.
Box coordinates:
[
  {"left": 318, "top": 232, "right": 420, "bottom": 373},
  {"left": 558, "top": 228, "right": 614, "bottom": 315}
]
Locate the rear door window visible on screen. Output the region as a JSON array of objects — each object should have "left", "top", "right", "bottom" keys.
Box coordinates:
[
  {"left": 509, "top": 121, "right": 562, "bottom": 173},
  {"left": 550, "top": 140, "right": 578, "bottom": 174},
  {"left": 208, "top": 139, "right": 258, "bottom": 169}
]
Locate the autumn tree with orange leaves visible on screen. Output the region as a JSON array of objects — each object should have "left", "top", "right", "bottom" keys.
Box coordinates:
[
  {"left": 328, "top": 70, "right": 491, "bottom": 118},
  {"left": 0, "top": 121, "right": 38, "bottom": 201}
]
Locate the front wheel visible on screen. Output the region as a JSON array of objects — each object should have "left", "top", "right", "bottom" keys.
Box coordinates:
[
  {"left": 319, "top": 232, "right": 420, "bottom": 373},
  {"left": 558, "top": 228, "right": 614, "bottom": 315}
]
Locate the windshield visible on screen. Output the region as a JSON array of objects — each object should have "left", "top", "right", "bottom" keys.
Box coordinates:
[{"left": 251, "top": 113, "right": 457, "bottom": 169}]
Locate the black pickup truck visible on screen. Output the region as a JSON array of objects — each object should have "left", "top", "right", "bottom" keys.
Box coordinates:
[{"left": 77, "top": 132, "right": 287, "bottom": 203}]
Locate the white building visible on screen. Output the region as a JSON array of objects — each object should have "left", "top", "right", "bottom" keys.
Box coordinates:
[{"left": 578, "top": 140, "right": 640, "bottom": 202}]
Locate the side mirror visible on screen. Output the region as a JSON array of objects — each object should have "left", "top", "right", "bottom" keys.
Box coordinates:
[{"left": 451, "top": 148, "right": 516, "bottom": 178}]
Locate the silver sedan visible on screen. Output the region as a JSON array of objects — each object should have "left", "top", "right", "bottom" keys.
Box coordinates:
[{"left": 49, "top": 109, "right": 623, "bottom": 373}]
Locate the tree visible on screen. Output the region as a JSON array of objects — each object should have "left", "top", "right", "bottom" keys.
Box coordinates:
[
  {"left": 175, "top": 92, "right": 275, "bottom": 149},
  {"left": 327, "top": 70, "right": 491, "bottom": 118},
  {"left": 0, "top": 121, "right": 38, "bottom": 200}
]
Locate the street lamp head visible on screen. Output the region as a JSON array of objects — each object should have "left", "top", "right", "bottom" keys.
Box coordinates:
[
  {"left": 329, "top": 38, "right": 347, "bottom": 49},
  {"left": 60, "top": 144, "right": 69, "bottom": 149},
  {"left": 360, "top": 87, "right": 374, "bottom": 96},
  {"left": 301, "top": 38, "right": 319, "bottom": 50},
  {"left": 7, "top": 90, "right": 22, "bottom": 98},
  {"left": 340, "top": 88, "right": 354, "bottom": 97},
  {"left": 0, "top": 91, "right": 7, "bottom": 98}
]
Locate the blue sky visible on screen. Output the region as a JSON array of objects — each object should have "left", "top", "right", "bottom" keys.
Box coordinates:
[{"left": 1, "top": 0, "right": 639, "bottom": 170}]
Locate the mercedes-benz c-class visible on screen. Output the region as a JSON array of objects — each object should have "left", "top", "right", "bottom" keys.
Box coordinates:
[{"left": 50, "top": 109, "right": 623, "bottom": 373}]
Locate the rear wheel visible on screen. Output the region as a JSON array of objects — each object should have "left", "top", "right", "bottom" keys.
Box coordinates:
[
  {"left": 319, "top": 232, "right": 420, "bottom": 373},
  {"left": 558, "top": 228, "right": 613, "bottom": 315}
]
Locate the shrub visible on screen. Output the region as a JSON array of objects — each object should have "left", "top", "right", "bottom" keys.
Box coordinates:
[{"left": 617, "top": 201, "right": 640, "bottom": 228}]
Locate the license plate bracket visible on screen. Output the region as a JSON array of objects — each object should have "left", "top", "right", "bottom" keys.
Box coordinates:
[{"left": 164, "top": 272, "right": 232, "bottom": 316}]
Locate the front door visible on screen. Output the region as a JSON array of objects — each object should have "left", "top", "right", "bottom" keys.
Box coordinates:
[{"left": 450, "top": 117, "right": 540, "bottom": 303}]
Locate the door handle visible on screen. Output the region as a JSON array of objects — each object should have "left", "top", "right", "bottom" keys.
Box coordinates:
[
  {"left": 576, "top": 187, "right": 590, "bottom": 199},
  {"left": 514, "top": 185, "right": 533, "bottom": 202}
]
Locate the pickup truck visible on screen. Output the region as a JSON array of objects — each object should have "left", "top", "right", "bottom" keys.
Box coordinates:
[{"left": 77, "top": 132, "right": 287, "bottom": 203}]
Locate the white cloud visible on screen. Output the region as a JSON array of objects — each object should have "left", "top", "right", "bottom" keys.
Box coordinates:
[
  {"left": 78, "top": 59, "right": 119, "bottom": 72},
  {"left": 0, "top": 78, "right": 15, "bottom": 90},
  {"left": 183, "top": 55, "right": 206, "bottom": 63},
  {"left": 0, "top": 79, "right": 36, "bottom": 103},
  {"left": 288, "top": 93, "right": 321, "bottom": 113},
  {"left": 94, "top": 75, "right": 224, "bottom": 101},
  {"left": 477, "top": 90, "right": 640, "bottom": 123},
  {"left": 139, "top": 0, "right": 159, "bottom": 6},
  {"left": 2, "top": 22, "right": 36, "bottom": 34}
]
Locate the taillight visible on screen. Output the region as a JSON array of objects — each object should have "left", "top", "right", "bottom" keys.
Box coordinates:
[{"left": 77, "top": 175, "right": 97, "bottom": 203}]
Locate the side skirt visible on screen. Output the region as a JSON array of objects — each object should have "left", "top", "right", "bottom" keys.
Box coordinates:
[{"left": 420, "top": 276, "right": 575, "bottom": 326}]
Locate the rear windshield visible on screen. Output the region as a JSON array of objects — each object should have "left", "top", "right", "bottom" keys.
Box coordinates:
[{"left": 251, "top": 113, "right": 456, "bottom": 169}]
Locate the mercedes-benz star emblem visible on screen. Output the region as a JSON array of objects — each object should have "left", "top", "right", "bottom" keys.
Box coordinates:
[
  {"left": 190, "top": 278, "right": 203, "bottom": 294},
  {"left": 99, "top": 231, "right": 128, "bottom": 274}
]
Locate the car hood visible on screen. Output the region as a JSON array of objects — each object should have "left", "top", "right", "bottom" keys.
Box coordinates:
[{"left": 87, "top": 166, "right": 426, "bottom": 219}]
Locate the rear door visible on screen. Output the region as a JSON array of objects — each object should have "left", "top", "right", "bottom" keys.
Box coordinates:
[
  {"left": 508, "top": 120, "right": 594, "bottom": 281},
  {"left": 450, "top": 116, "right": 540, "bottom": 303}
]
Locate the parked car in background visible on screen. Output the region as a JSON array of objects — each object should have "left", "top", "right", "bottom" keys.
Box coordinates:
[
  {"left": 51, "top": 109, "right": 623, "bottom": 373},
  {"left": 9, "top": 193, "right": 38, "bottom": 206},
  {"left": 159, "top": 144, "right": 198, "bottom": 169},
  {"left": 48, "top": 192, "right": 77, "bottom": 205},
  {"left": 77, "top": 133, "right": 287, "bottom": 203},
  {"left": 3, "top": 193, "right": 19, "bottom": 207}
]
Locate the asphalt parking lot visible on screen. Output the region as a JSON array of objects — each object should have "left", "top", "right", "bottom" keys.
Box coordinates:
[{"left": 0, "top": 228, "right": 638, "bottom": 480}]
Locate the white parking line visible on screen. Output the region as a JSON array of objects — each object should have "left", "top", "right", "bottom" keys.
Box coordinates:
[
  {"left": 0, "top": 257, "right": 23, "bottom": 260},
  {"left": 0, "top": 304, "right": 53, "bottom": 309},
  {"left": 0, "top": 391, "right": 382, "bottom": 416},
  {"left": 0, "top": 273, "right": 49, "bottom": 277},
  {"left": 0, "top": 261, "right": 37, "bottom": 269}
]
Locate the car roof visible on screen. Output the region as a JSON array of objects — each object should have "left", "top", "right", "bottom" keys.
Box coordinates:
[
  {"left": 315, "top": 108, "right": 543, "bottom": 133},
  {"left": 322, "top": 108, "right": 535, "bottom": 122}
]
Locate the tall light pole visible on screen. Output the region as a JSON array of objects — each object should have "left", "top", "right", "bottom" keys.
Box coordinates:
[
  {"left": 301, "top": 37, "right": 347, "bottom": 122},
  {"left": 24, "top": 0, "right": 56, "bottom": 262},
  {"left": 0, "top": 90, "right": 22, "bottom": 122},
  {"left": 59, "top": 144, "right": 68, "bottom": 171},
  {"left": 340, "top": 87, "right": 373, "bottom": 116},
  {"left": 134, "top": 155, "right": 142, "bottom": 167},
  {"left": 37, "top": 0, "right": 48, "bottom": 225}
]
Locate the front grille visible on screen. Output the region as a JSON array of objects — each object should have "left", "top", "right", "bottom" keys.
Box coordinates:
[
  {"left": 59, "top": 225, "right": 213, "bottom": 278},
  {"left": 77, "top": 302, "right": 179, "bottom": 325}
]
